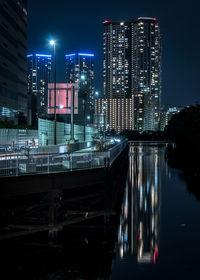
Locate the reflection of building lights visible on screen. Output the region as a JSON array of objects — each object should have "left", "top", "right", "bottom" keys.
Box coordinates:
[
  {"left": 120, "top": 246, "right": 124, "bottom": 258},
  {"left": 153, "top": 251, "right": 156, "bottom": 264},
  {"left": 117, "top": 143, "right": 160, "bottom": 264}
]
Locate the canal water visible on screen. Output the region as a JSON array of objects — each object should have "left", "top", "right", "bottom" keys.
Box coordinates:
[
  {"left": 2, "top": 143, "right": 200, "bottom": 279},
  {"left": 111, "top": 143, "right": 200, "bottom": 279}
]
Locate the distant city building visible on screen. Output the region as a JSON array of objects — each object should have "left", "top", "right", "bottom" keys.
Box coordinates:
[
  {"left": 94, "top": 99, "right": 106, "bottom": 132},
  {"left": 94, "top": 97, "right": 133, "bottom": 133},
  {"left": 65, "top": 53, "right": 94, "bottom": 124},
  {"left": 0, "top": 0, "right": 28, "bottom": 123},
  {"left": 160, "top": 105, "right": 184, "bottom": 131},
  {"left": 103, "top": 18, "right": 161, "bottom": 132},
  {"left": 27, "top": 54, "right": 52, "bottom": 125}
]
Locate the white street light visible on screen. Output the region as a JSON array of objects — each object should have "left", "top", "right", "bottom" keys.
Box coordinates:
[{"left": 50, "top": 40, "right": 55, "bottom": 46}]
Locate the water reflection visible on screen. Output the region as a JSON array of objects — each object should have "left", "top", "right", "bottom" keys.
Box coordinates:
[{"left": 118, "top": 144, "right": 161, "bottom": 264}]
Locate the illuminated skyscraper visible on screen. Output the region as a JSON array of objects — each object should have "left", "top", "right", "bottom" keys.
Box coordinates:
[
  {"left": 65, "top": 53, "right": 94, "bottom": 124},
  {"left": 103, "top": 20, "right": 132, "bottom": 133},
  {"left": 0, "top": 0, "right": 28, "bottom": 123},
  {"left": 131, "top": 18, "right": 161, "bottom": 131},
  {"left": 103, "top": 21, "right": 131, "bottom": 99},
  {"left": 103, "top": 18, "right": 161, "bottom": 132},
  {"left": 27, "top": 54, "right": 52, "bottom": 123}
]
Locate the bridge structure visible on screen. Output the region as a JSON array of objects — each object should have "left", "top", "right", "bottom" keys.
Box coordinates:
[{"left": 0, "top": 140, "right": 128, "bottom": 241}]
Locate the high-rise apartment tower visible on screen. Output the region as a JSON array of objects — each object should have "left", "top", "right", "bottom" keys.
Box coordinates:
[
  {"left": 103, "top": 18, "right": 161, "bottom": 132},
  {"left": 131, "top": 17, "right": 161, "bottom": 131},
  {"left": 65, "top": 53, "right": 94, "bottom": 124},
  {"left": 27, "top": 54, "right": 52, "bottom": 124}
]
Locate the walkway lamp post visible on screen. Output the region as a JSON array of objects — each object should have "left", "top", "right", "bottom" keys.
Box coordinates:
[
  {"left": 80, "top": 74, "right": 87, "bottom": 141},
  {"left": 50, "top": 40, "right": 57, "bottom": 145}
]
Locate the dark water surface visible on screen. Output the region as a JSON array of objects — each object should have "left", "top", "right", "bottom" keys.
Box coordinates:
[
  {"left": 2, "top": 143, "right": 200, "bottom": 279},
  {"left": 111, "top": 143, "right": 200, "bottom": 279}
]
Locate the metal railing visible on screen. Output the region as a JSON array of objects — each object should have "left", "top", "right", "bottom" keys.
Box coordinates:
[{"left": 0, "top": 140, "right": 128, "bottom": 177}]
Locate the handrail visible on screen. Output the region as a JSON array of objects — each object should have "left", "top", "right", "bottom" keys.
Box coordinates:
[{"left": 0, "top": 140, "right": 128, "bottom": 177}]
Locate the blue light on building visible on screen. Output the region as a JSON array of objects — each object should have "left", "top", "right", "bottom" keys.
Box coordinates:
[
  {"left": 65, "top": 54, "right": 76, "bottom": 57},
  {"left": 78, "top": 53, "right": 94, "bottom": 57},
  {"left": 35, "top": 54, "right": 52, "bottom": 57}
]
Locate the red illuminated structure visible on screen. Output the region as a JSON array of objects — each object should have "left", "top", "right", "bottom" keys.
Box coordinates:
[{"left": 48, "top": 83, "right": 78, "bottom": 114}]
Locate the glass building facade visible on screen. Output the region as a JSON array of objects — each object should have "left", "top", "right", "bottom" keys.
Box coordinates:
[
  {"left": 27, "top": 54, "right": 52, "bottom": 122},
  {"left": 0, "top": 0, "right": 28, "bottom": 122},
  {"left": 65, "top": 53, "right": 94, "bottom": 124}
]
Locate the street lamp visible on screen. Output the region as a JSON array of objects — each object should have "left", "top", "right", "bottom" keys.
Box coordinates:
[
  {"left": 50, "top": 40, "right": 57, "bottom": 145},
  {"left": 81, "top": 74, "right": 85, "bottom": 80},
  {"left": 80, "top": 74, "right": 87, "bottom": 141}
]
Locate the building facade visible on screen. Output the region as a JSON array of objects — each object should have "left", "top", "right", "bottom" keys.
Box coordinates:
[
  {"left": 95, "top": 97, "right": 133, "bottom": 133},
  {"left": 131, "top": 18, "right": 161, "bottom": 131},
  {"left": 103, "top": 21, "right": 131, "bottom": 99},
  {"left": 65, "top": 53, "right": 94, "bottom": 124},
  {"left": 27, "top": 54, "right": 52, "bottom": 124},
  {"left": 103, "top": 18, "right": 161, "bottom": 132},
  {"left": 0, "top": 0, "right": 28, "bottom": 123},
  {"left": 159, "top": 105, "right": 184, "bottom": 131}
]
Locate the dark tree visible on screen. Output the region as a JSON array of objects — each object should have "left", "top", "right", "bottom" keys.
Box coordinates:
[
  {"left": 165, "top": 105, "right": 200, "bottom": 175},
  {"left": 165, "top": 105, "right": 200, "bottom": 153}
]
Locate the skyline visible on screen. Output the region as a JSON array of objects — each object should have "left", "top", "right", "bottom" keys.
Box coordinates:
[
  {"left": 1, "top": 2, "right": 200, "bottom": 279},
  {"left": 28, "top": 0, "right": 200, "bottom": 107}
]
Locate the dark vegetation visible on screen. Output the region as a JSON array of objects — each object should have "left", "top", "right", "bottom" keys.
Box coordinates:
[
  {"left": 165, "top": 105, "right": 200, "bottom": 174},
  {"left": 165, "top": 105, "right": 200, "bottom": 200}
]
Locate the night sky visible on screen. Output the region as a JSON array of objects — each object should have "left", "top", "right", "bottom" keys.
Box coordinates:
[{"left": 28, "top": 0, "right": 200, "bottom": 107}]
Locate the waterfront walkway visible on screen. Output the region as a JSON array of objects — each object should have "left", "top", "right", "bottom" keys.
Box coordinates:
[{"left": 0, "top": 140, "right": 128, "bottom": 177}]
